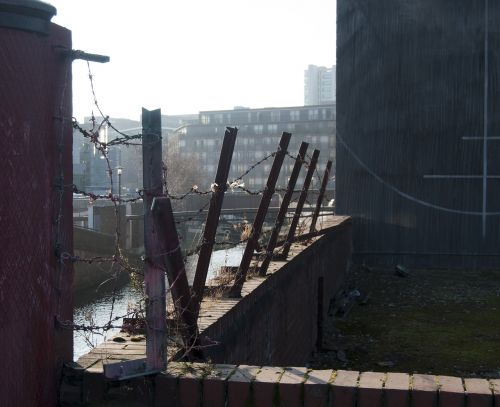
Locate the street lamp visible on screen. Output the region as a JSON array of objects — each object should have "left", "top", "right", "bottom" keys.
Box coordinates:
[{"left": 116, "top": 166, "right": 123, "bottom": 203}]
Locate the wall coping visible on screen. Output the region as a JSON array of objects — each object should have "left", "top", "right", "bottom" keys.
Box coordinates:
[{"left": 157, "top": 362, "right": 499, "bottom": 406}]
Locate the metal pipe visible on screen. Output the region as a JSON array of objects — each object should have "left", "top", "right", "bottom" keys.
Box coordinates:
[
  {"left": 152, "top": 197, "right": 199, "bottom": 358},
  {"left": 309, "top": 160, "right": 332, "bottom": 233},
  {"left": 228, "top": 132, "right": 291, "bottom": 297},
  {"left": 281, "top": 149, "right": 320, "bottom": 258},
  {"left": 192, "top": 127, "right": 238, "bottom": 317},
  {"left": 259, "top": 141, "right": 309, "bottom": 276}
]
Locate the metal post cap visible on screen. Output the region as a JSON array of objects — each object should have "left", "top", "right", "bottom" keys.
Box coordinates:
[{"left": 0, "top": 0, "right": 57, "bottom": 35}]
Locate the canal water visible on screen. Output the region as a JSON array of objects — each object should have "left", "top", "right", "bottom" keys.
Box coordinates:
[{"left": 73, "top": 245, "right": 245, "bottom": 361}]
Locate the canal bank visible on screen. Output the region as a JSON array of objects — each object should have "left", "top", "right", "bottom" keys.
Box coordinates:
[{"left": 73, "top": 245, "right": 246, "bottom": 360}]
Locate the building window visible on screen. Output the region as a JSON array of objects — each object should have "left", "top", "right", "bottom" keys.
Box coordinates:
[
  {"left": 270, "top": 110, "right": 280, "bottom": 122},
  {"left": 201, "top": 114, "right": 210, "bottom": 124},
  {"left": 290, "top": 110, "right": 300, "bottom": 121},
  {"left": 308, "top": 109, "right": 319, "bottom": 120},
  {"left": 254, "top": 125, "right": 264, "bottom": 135},
  {"left": 268, "top": 124, "right": 278, "bottom": 133}
]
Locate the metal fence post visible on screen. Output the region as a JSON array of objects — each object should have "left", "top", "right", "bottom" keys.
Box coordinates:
[
  {"left": 281, "top": 149, "right": 320, "bottom": 259},
  {"left": 259, "top": 141, "right": 309, "bottom": 276},
  {"left": 152, "top": 197, "right": 199, "bottom": 356},
  {"left": 309, "top": 160, "right": 332, "bottom": 233},
  {"left": 228, "top": 132, "right": 292, "bottom": 297},
  {"left": 192, "top": 127, "right": 238, "bottom": 317},
  {"left": 142, "top": 108, "right": 166, "bottom": 371}
]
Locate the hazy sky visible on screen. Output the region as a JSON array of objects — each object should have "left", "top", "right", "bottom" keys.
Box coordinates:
[{"left": 49, "top": 0, "right": 337, "bottom": 121}]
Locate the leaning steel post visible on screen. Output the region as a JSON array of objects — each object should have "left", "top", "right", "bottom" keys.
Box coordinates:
[
  {"left": 152, "top": 197, "right": 199, "bottom": 358},
  {"left": 259, "top": 141, "right": 309, "bottom": 276},
  {"left": 141, "top": 108, "right": 167, "bottom": 371},
  {"left": 228, "top": 132, "right": 292, "bottom": 297},
  {"left": 192, "top": 127, "right": 238, "bottom": 318},
  {"left": 281, "top": 149, "right": 320, "bottom": 259},
  {"left": 309, "top": 160, "right": 332, "bottom": 233}
]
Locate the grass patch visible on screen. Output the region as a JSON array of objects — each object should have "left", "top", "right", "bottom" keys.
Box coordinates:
[{"left": 311, "top": 268, "right": 500, "bottom": 378}]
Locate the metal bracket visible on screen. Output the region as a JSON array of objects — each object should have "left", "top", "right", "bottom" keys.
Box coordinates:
[
  {"left": 70, "top": 49, "right": 110, "bottom": 63},
  {"left": 103, "top": 358, "right": 160, "bottom": 381}
]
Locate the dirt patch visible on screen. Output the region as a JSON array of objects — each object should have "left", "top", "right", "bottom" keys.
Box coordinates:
[{"left": 310, "top": 266, "right": 500, "bottom": 378}]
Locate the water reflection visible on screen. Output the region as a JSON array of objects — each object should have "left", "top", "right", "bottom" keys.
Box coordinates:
[{"left": 73, "top": 245, "right": 244, "bottom": 361}]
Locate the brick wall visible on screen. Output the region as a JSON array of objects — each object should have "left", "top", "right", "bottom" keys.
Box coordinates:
[
  {"left": 74, "top": 218, "right": 500, "bottom": 406},
  {"left": 153, "top": 363, "right": 499, "bottom": 407},
  {"left": 201, "top": 218, "right": 352, "bottom": 366}
]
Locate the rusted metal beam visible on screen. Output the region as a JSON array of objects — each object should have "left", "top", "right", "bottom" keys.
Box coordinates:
[
  {"left": 141, "top": 108, "right": 166, "bottom": 371},
  {"left": 192, "top": 127, "right": 238, "bottom": 318},
  {"left": 281, "top": 149, "right": 320, "bottom": 258},
  {"left": 152, "top": 197, "right": 199, "bottom": 356},
  {"left": 228, "top": 132, "right": 292, "bottom": 297},
  {"left": 309, "top": 160, "right": 332, "bottom": 233},
  {"left": 259, "top": 141, "right": 309, "bottom": 276}
]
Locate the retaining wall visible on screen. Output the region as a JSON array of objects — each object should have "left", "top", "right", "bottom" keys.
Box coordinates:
[{"left": 202, "top": 218, "right": 352, "bottom": 366}]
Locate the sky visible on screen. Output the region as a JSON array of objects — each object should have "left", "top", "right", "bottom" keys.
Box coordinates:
[{"left": 49, "top": 0, "right": 337, "bottom": 122}]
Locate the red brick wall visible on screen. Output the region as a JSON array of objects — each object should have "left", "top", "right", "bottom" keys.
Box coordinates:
[
  {"left": 0, "top": 23, "right": 73, "bottom": 407},
  {"left": 202, "top": 219, "right": 352, "bottom": 366},
  {"left": 153, "top": 363, "right": 499, "bottom": 407}
]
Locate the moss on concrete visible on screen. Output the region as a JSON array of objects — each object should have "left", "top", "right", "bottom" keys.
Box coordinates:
[{"left": 311, "top": 268, "right": 500, "bottom": 378}]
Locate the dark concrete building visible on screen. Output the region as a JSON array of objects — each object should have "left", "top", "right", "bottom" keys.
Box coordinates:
[{"left": 336, "top": 1, "right": 500, "bottom": 268}]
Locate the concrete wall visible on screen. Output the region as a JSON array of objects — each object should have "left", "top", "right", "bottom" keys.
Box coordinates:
[
  {"left": 89, "top": 204, "right": 127, "bottom": 237},
  {"left": 0, "top": 21, "right": 73, "bottom": 407},
  {"left": 336, "top": 0, "right": 500, "bottom": 268},
  {"left": 202, "top": 218, "right": 352, "bottom": 366}
]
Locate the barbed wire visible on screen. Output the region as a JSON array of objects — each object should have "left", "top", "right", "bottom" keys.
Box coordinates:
[{"left": 67, "top": 61, "right": 333, "bottom": 359}]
